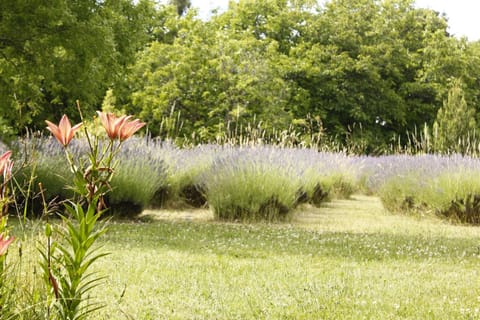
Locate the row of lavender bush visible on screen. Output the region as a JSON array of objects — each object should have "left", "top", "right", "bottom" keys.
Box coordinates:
[
  {"left": 367, "top": 154, "right": 480, "bottom": 224},
  {"left": 10, "top": 137, "right": 358, "bottom": 221},
  {"left": 10, "top": 136, "right": 480, "bottom": 223},
  {"left": 201, "top": 147, "right": 358, "bottom": 221}
]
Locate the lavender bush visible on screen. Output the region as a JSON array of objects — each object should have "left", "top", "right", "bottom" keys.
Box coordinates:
[
  {"left": 153, "top": 142, "right": 219, "bottom": 208},
  {"left": 15, "top": 136, "right": 168, "bottom": 217},
  {"left": 371, "top": 154, "right": 480, "bottom": 223},
  {"left": 201, "top": 147, "right": 301, "bottom": 221},
  {"left": 288, "top": 149, "right": 360, "bottom": 204},
  {"left": 200, "top": 146, "right": 362, "bottom": 221},
  {"left": 14, "top": 137, "right": 74, "bottom": 216},
  {"left": 107, "top": 138, "right": 167, "bottom": 216}
]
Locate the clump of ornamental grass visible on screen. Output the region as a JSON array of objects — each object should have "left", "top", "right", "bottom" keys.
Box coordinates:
[
  {"left": 201, "top": 147, "right": 302, "bottom": 222},
  {"left": 106, "top": 139, "right": 167, "bottom": 217},
  {"left": 374, "top": 154, "right": 480, "bottom": 224},
  {"left": 150, "top": 142, "right": 219, "bottom": 208}
]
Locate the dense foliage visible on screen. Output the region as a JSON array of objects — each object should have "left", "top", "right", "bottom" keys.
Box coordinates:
[
  {"left": 2, "top": 0, "right": 480, "bottom": 151},
  {"left": 13, "top": 136, "right": 359, "bottom": 219},
  {"left": 12, "top": 135, "right": 480, "bottom": 224},
  {"left": 0, "top": 0, "right": 159, "bottom": 134}
]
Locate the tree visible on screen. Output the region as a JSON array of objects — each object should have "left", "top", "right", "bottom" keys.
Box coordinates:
[
  {"left": 282, "top": 0, "right": 477, "bottom": 150},
  {"left": 0, "top": 0, "right": 159, "bottom": 135},
  {"left": 434, "top": 80, "right": 476, "bottom": 153},
  {"left": 169, "top": 0, "right": 191, "bottom": 16},
  {"left": 125, "top": 10, "right": 304, "bottom": 139},
  {"left": 214, "top": 0, "right": 318, "bottom": 54}
]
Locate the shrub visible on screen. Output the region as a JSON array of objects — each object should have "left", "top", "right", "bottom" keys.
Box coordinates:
[
  {"left": 378, "top": 174, "right": 426, "bottom": 213},
  {"left": 106, "top": 139, "right": 167, "bottom": 217},
  {"left": 433, "top": 79, "right": 477, "bottom": 153},
  {"left": 329, "top": 174, "right": 357, "bottom": 199},
  {"left": 422, "top": 169, "right": 480, "bottom": 224},
  {"left": 153, "top": 143, "right": 218, "bottom": 208},
  {"left": 13, "top": 136, "right": 168, "bottom": 218},
  {"left": 370, "top": 155, "right": 447, "bottom": 212},
  {"left": 14, "top": 138, "right": 74, "bottom": 216},
  {"left": 375, "top": 154, "right": 480, "bottom": 224},
  {"left": 295, "top": 151, "right": 360, "bottom": 206},
  {"left": 202, "top": 147, "right": 302, "bottom": 222},
  {"left": 300, "top": 170, "right": 332, "bottom": 206},
  {"left": 307, "top": 173, "right": 358, "bottom": 204}
]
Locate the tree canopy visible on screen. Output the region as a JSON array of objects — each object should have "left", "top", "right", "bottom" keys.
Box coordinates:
[
  {"left": 1, "top": 0, "right": 480, "bottom": 151},
  {"left": 0, "top": 0, "right": 158, "bottom": 133}
]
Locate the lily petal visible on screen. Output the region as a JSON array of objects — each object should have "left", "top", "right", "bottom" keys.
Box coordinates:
[
  {"left": 45, "top": 115, "right": 82, "bottom": 147},
  {"left": 97, "top": 111, "right": 145, "bottom": 141},
  {"left": 0, "top": 234, "right": 14, "bottom": 256},
  {"left": 0, "top": 151, "right": 13, "bottom": 178}
]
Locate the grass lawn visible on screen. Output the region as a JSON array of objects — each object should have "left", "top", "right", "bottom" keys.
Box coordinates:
[
  {"left": 13, "top": 195, "right": 480, "bottom": 319},
  {"left": 88, "top": 195, "right": 480, "bottom": 319}
]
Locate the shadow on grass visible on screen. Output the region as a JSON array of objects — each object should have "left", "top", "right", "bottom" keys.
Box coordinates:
[{"left": 102, "top": 219, "right": 480, "bottom": 262}]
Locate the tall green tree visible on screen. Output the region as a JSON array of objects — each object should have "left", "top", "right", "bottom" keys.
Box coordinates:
[
  {"left": 0, "top": 0, "right": 158, "bottom": 135},
  {"left": 169, "top": 0, "right": 192, "bottom": 16},
  {"left": 125, "top": 9, "right": 305, "bottom": 139},
  {"left": 285, "top": 0, "right": 476, "bottom": 150},
  {"left": 434, "top": 80, "right": 476, "bottom": 152}
]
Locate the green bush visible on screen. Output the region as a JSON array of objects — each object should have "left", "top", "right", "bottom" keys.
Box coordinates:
[
  {"left": 421, "top": 170, "right": 480, "bottom": 224},
  {"left": 378, "top": 163, "right": 480, "bottom": 224},
  {"left": 329, "top": 174, "right": 357, "bottom": 199},
  {"left": 300, "top": 171, "right": 332, "bottom": 206},
  {"left": 203, "top": 154, "right": 301, "bottom": 222},
  {"left": 161, "top": 169, "right": 208, "bottom": 208},
  {"left": 107, "top": 152, "right": 167, "bottom": 217},
  {"left": 16, "top": 154, "right": 74, "bottom": 217},
  {"left": 300, "top": 169, "right": 357, "bottom": 207},
  {"left": 14, "top": 137, "right": 168, "bottom": 218},
  {"left": 378, "top": 174, "right": 425, "bottom": 213},
  {"left": 152, "top": 145, "right": 217, "bottom": 208}
]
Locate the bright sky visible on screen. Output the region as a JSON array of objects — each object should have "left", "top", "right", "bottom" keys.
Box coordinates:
[
  {"left": 190, "top": 0, "right": 480, "bottom": 41},
  {"left": 415, "top": 0, "right": 480, "bottom": 40}
]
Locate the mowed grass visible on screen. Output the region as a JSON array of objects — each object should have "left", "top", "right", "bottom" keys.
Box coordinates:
[
  {"left": 81, "top": 195, "right": 480, "bottom": 319},
  {"left": 11, "top": 196, "right": 480, "bottom": 319}
]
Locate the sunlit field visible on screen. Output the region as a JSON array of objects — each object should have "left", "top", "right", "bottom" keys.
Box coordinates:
[
  {"left": 5, "top": 138, "right": 480, "bottom": 319},
  {"left": 37, "top": 195, "right": 480, "bottom": 319},
  {"left": 4, "top": 1, "right": 480, "bottom": 318}
]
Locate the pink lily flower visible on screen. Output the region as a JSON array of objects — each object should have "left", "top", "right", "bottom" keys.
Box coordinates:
[
  {"left": 96, "top": 111, "right": 130, "bottom": 140},
  {"left": 45, "top": 115, "right": 82, "bottom": 147},
  {"left": 0, "top": 151, "right": 13, "bottom": 179},
  {"left": 0, "top": 234, "right": 14, "bottom": 256},
  {"left": 97, "top": 111, "right": 146, "bottom": 141},
  {"left": 118, "top": 118, "right": 146, "bottom": 141}
]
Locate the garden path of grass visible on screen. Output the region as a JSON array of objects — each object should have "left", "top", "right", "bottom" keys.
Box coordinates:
[{"left": 94, "top": 195, "right": 480, "bottom": 319}]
